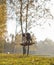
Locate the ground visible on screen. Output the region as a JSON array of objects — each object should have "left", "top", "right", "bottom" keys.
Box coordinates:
[{"left": 0, "top": 54, "right": 54, "bottom": 65}]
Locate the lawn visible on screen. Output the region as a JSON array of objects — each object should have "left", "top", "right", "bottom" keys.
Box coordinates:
[{"left": 0, "top": 54, "right": 54, "bottom": 65}]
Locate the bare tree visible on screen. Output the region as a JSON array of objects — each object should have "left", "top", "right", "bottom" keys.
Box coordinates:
[{"left": 6, "top": 0, "right": 54, "bottom": 55}]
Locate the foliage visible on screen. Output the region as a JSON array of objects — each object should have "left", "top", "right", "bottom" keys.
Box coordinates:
[
  {"left": 0, "top": 54, "right": 54, "bottom": 65},
  {"left": 0, "top": 0, "right": 7, "bottom": 36},
  {"left": 7, "top": 0, "right": 53, "bottom": 32}
]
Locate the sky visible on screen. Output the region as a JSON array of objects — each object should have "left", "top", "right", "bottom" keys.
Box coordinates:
[
  {"left": 6, "top": 0, "right": 54, "bottom": 42},
  {"left": 31, "top": 19, "right": 54, "bottom": 41}
]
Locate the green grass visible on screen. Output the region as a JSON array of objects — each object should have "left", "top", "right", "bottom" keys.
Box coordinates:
[{"left": 0, "top": 54, "right": 54, "bottom": 65}]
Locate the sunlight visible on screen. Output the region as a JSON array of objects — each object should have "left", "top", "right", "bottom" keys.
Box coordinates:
[{"left": 7, "top": 19, "right": 16, "bottom": 35}]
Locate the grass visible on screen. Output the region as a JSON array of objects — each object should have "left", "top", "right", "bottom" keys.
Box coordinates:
[{"left": 0, "top": 54, "right": 54, "bottom": 65}]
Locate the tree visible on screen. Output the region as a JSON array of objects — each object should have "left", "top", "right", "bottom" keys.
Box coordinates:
[
  {"left": 0, "top": 0, "right": 7, "bottom": 53},
  {"left": 6, "top": 0, "right": 53, "bottom": 55}
]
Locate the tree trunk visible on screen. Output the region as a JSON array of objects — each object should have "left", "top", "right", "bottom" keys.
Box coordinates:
[
  {"left": 20, "top": 0, "right": 26, "bottom": 55},
  {"left": 27, "top": 43, "right": 29, "bottom": 56},
  {"left": 26, "top": 0, "right": 29, "bottom": 56}
]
